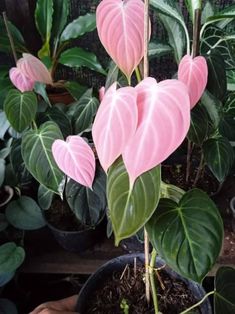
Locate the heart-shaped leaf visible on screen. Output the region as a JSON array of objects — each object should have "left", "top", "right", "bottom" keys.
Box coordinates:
[
  {"left": 219, "top": 93, "right": 235, "bottom": 141},
  {"left": 0, "top": 298, "right": 18, "bottom": 314},
  {"left": 52, "top": 135, "right": 95, "bottom": 188},
  {"left": 108, "top": 158, "right": 161, "bottom": 245},
  {"left": 178, "top": 55, "right": 208, "bottom": 108},
  {"left": 146, "top": 189, "right": 223, "bottom": 283},
  {"left": 201, "top": 90, "right": 222, "bottom": 129},
  {"left": 214, "top": 267, "right": 235, "bottom": 314},
  {"left": 4, "top": 89, "right": 37, "bottom": 133},
  {"left": 21, "top": 121, "right": 64, "bottom": 194},
  {"left": 6, "top": 196, "right": 46, "bottom": 230},
  {"left": 123, "top": 78, "right": 190, "bottom": 186},
  {"left": 64, "top": 81, "right": 87, "bottom": 101},
  {"left": 92, "top": 83, "right": 138, "bottom": 173},
  {"left": 9, "top": 67, "right": 35, "bottom": 93},
  {"left": 38, "top": 185, "right": 54, "bottom": 210},
  {"left": 96, "top": 0, "right": 145, "bottom": 80},
  {"left": 187, "top": 104, "right": 209, "bottom": 145},
  {"left": 0, "top": 78, "right": 12, "bottom": 109},
  {"left": 203, "top": 136, "right": 234, "bottom": 182},
  {"left": 0, "top": 242, "right": 25, "bottom": 274}
]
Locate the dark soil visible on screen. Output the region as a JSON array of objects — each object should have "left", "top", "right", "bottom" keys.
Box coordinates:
[
  {"left": 45, "top": 199, "right": 84, "bottom": 232},
  {"left": 87, "top": 265, "right": 201, "bottom": 314}
]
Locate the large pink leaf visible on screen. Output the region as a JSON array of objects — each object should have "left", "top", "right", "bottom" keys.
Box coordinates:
[
  {"left": 96, "top": 0, "right": 146, "bottom": 80},
  {"left": 123, "top": 78, "right": 191, "bottom": 186},
  {"left": 92, "top": 82, "right": 138, "bottom": 172},
  {"left": 9, "top": 67, "right": 35, "bottom": 92},
  {"left": 52, "top": 136, "right": 96, "bottom": 188},
  {"left": 178, "top": 55, "right": 208, "bottom": 108},
  {"left": 17, "top": 53, "right": 52, "bottom": 85}
]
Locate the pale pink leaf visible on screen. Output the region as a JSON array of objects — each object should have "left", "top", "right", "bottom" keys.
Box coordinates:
[
  {"left": 52, "top": 136, "right": 96, "bottom": 188},
  {"left": 96, "top": 0, "right": 147, "bottom": 79},
  {"left": 92, "top": 82, "right": 138, "bottom": 172},
  {"left": 17, "top": 53, "right": 52, "bottom": 85},
  {"left": 99, "top": 86, "right": 105, "bottom": 102},
  {"left": 123, "top": 77, "right": 191, "bottom": 186},
  {"left": 9, "top": 67, "right": 35, "bottom": 92},
  {"left": 178, "top": 55, "right": 208, "bottom": 108}
]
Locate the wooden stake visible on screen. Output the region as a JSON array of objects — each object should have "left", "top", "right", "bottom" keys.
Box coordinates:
[
  {"left": 192, "top": 9, "right": 201, "bottom": 58},
  {"left": 2, "top": 12, "right": 18, "bottom": 64}
]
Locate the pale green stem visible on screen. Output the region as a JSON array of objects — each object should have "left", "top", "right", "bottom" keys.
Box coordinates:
[
  {"left": 149, "top": 249, "right": 159, "bottom": 314},
  {"left": 180, "top": 290, "right": 215, "bottom": 314},
  {"left": 32, "top": 120, "right": 38, "bottom": 130},
  {"left": 135, "top": 67, "right": 142, "bottom": 83}
]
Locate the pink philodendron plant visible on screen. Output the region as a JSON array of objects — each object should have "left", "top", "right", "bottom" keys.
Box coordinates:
[
  {"left": 96, "top": 0, "right": 147, "bottom": 80},
  {"left": 9, "top": 53, "right": 52, "bottom": 92},
  {"left": 178, "top": 55, "right": 208, "bottom": 108},
  {"left": 52, "top": 136, "right": 96, "bottom": 189}
]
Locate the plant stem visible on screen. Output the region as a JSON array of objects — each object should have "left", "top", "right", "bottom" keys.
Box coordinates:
[
  {"left": 144, "top": 228, "right": 151, "bottom": 305},
  {"left": 149, "top": 249, "right": 159, "bottom": 314},
  {"left": 180, "top": 290, "right": 215, "bottom": 314},
  {"left": 135, "top": 67, "right": 142, "bottom": 83},
  {"left": 186, "top": 139, "right": 192, "bottom": 183},
  {"left": 192, "top": 9, "right": 201, "bottom": 58},
  {"left": 32, "top": 120, "right": 38, "bottom": 130},
  {"left": 193, "top": 151, "right": 204, "bottom": 187},
  {"left": 2, "top": 12, "right": 18, "bottom": 64}
]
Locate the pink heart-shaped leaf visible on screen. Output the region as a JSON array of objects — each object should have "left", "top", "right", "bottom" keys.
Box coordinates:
[
  {"left": 52, "top": 136, "right": 96, "bottom": 188},
  {"left": 17, "top": 53, "right": 52, "bottom": 85},
  {"left": 96, "top": 0, "right": 146, "bottom": 79},
  {"left": 92, "top": 82, "right": 138, "bottom": 172},
  {"left": 9, "top": 67, "right": 35, "bottom": 92},
  {"left": 178, "top": 55, "right": 208, "bottom": 108},
  {"left": 123, "top": 77, "right": 191, "bottom": 186}
]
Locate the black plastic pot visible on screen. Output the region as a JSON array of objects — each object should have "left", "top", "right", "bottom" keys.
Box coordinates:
[
  {"left": 45, "top": 217, "right": 106, "bottom": 253},
  {"left": 76, "top": 253, "right": 212, "bottom": 314}
]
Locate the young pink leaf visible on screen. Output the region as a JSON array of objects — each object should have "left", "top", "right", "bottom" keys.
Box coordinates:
[
  {"left": 123, "top": 78, "right": 191, "bottom": 187},
  {"left": 17, "top": 53, "right": 52, "bottom": 85},
  {"left": 99, "top": 86, "right": 105, "bottom": 102},
  {"left": 178, "top": 55, "right": 208, "bottom": 108},
  {"left": 9, "top": 67, "right": 35, "bottom": 92},
  {"left": 52, "top": 136, "right": 96, "bottom": 188},
  {"left": 92, "top": 82, "right": 138, "bottom": 172},
  {"left": 96, "top": 0, "right": 146, "bottom": 80}
]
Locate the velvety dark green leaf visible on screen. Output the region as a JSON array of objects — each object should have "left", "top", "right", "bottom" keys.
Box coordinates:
[
  {"left": 201, "top": 90, "right": 222, "bottom": 129},
  {"left": 4, "top": 90, "right": 37, "bottom": 132},
  {"left": 205, "top": 53, "right": 227, "bottom": 100},
  {"left": 21, "top": 121, "right": 64, "bottom": 194},
  {"left": 66, "top": 165, "right": 106, "bottom": 226},
  {"left": 34, "top": 82, "right": 51, "bottom": 106},
  {"left": 104, "top": 61, "right": 128, "bottom": 90},
  {"left": 60, "top": 13, "right": 96, "bottom": 42},
  {"left": 214, "top": 267, "right": 235, "bottom": 314},
  {"left": 146, "top": 189, "right": 223, "bottom": 283},
  {"left": 201, "top": 1, "right": 215, "bottom": 25},
  {"left": 216, "top": 4, "right": 235, "bottom": 29},
  {"left": 0, "top": 298, "right": 18, "bottom": 314},
  {"left": 219, "top": 93, "right": 235, "bottom": 140},
  {"left": 158, "top": 14, "right": 186, "bottom": 63},
  {"left": 51, "top": 0, "right": 69, "bottom": 42},
  {"left": 148, "top": 41, "right": 172, "bottom": 59},
  {"left": 0, "top": 242, "right": 25, "bottom": 274},
  {"left": 187, "top": 104, "right": 208, "bottom": 145},
  {"left": 6, "top": 196, "right": 46, "bottom": 230},
  {"left": 0, "top": 214, "right": 8, "bottom": 232},
  {"left": 0, "top": 17, "right": 26, "bottom": 53},
  {"left": 59, "top": 47, "right": 106, "bottom": 75},
  {"left": 184, "top": 0, "right": 202, "bottom": 23},
  {"left": 0, "top": 78, "right": 12, "bottom": 109},
  {"left": 38, "top": 184, "right": 54, "bottom": 210},
  {"left": 0, "top": 272, "right": 14, "bottom": 287},
  {"left": 203, "top": 137, "right": 234, "bottom": 181},
  {"left": 64, "top": 81, "right": 87, "bottom": 101},
  {"left": 108, "top": 158, "right": 161, "bottom": 245},
  {"left": 37, "top": 107, "right": 72, "bottom": 138},
  {"left": 35, "top": 0, "right": 54, "bottom": 57},
  {"left": 69, "top": 89, "right": 99, "bottom": 134},
  {"left": 0, "top": 159, "right": 6, "bottom": 187}
]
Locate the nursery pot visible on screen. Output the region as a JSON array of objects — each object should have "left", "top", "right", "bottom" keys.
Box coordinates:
[
  {"left": 76, "top": 253, "right": 212, "bottom": 314},
  {"left": 47, "top": 90, "right": 75, "bottom": 105}
]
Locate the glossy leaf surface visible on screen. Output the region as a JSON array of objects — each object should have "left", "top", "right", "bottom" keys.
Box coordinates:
[
  {"left": 38, "top": 185, "right": 54, "bottom": 210},
  {"left": 51, "top": 0, "right": 69, "bottom": 42},
  {"left": 146, "top": 189, "right": 223, "bottom": 282},
  {"left": 22, "top": 121, "right": 64, "bottom": 194},
  {"left": 0, "top": 242, "right": 25, "bottom": 274},
  {"left": 108, "top": 158, "right": 161, "bottom": 245}
]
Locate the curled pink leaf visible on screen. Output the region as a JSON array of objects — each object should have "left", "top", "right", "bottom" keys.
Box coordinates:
[
  {"left": 17, "top": 53, "right": 52, "bottom": 85},
  {"left": 96, "top": 0, "right": 147, "bottom": 80},
  {"left": 92, "top": 82, "right": 138, "bottom": 172},
  {"left": 52, "top": 136, "right": 96, "bottom": 188},
  {"left": 9, "top": 67, "right": 35, "bottom": 92},
  {"left": 123, "top": 77, "right": 191, "bottom": 187},
  {"left": 99, "top": 86, "right": 105, "bottom": 102},
  {"left": 178, "top": 55, "right": 208, "bottom": 108}
]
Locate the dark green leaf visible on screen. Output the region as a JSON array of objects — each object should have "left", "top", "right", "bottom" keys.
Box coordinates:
[
  {"left": 0, "top": 298, "right": 18, "bottom": 314},
  {"left": 219, "top": 93, "right": 235, "bottom": 140},
  {"left": 0, "top": 242, "right": 25, "bottom": 274},
  {"left": 6, "top": 196, "right": 46, "bottom": 230},
  {"left": 146, "top": 189, "right": 223, "bottom": 283},
  {"left": 0, "top": 78, "right": 12, "bottom": 109},
  {"left": 227, "top": 69, "right": 235, "bottom": 91},
  {"left": 214, "top": 267, "right": 235, "bottom": 314},
  {"left": 38, "top": 184, "right": 54, "bottom": 210},
  {"left": 187, "top": 104, "right": 208, "bottom": 145},
  {"left": 108, "top": 158, "right": 161, "bottom": 245},
  {"left": 104, "top": 61, "right": 128, "bottom": 90},
  {"left": 216, "top": 4, "right": 235, "bottom": 29},
  {"left": 4, "top": 90, "right": 37, "bottom": 132},
  {"left": 0, "top": 272, "right": 15, "bottom": 287},
  {"left": 59, "top": 47, "right": 106, "bottom": 75},
  {"left": 64, "top": 81, "right": 87, "bottom": 101},
  {"left": 184, "top": 0, "right": 202, "bottom": 23},
  {"left": 21, "top": 121, "right": 64, "bottom": 194},
  {"left": 201, "top": 1, "right": 215, "bottom": 25},
  {"left": 66, "top": 165, "right": 107, "bottom": 226},
  {"left": 201, "top": 90, "right": 222, "bottom": 129},
  {"left": 0, "top": 111, "right": 10, "bottom": 139},
  {"left": 203, "top": 136, "right": 234, "bottom": 182},
  {"left": 51, "top": 0, "right": 69, "bottom": 42},
  {"left": 60, "top": 13, "right": 96, "bottom": 42},
  {"left": 148, "top": 41, "right": 172, "bottom": 59},
  {"left": 0, "top": 214, "right": 8, "bottom": 232},
  {"left": 34, "top": 82, "right": 51, "bottom": 106},
  {"left": 0, "top": 159, "right": 6, "bottom": 187}
]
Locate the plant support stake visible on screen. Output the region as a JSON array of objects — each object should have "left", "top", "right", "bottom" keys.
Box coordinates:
[{"left": 2, "top": 12, "right": 18, "bottom": 64}]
